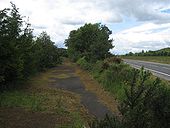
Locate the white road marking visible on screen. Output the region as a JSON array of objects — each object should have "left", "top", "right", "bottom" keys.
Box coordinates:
[
  {"left": 124, "top": 59, "right": 170, "bottom": 67},
  {"left": 148, "top": 64, "right": 169, "bottom": 70},
  {"left": 127, "top": 63, "right": 170, "bottom": 77}
]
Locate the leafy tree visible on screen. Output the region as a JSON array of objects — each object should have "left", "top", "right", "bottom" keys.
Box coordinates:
[
  {"left": 0, "top": 3, "right": 61, "bottom": 91},
  {"left": 65, "top": 23, "right": 113, "bottom": 62},
  {"left": 35, "top": 31, "right": 61, "bottom": 71},
  {"left": 19, "top": 22, "right": 36, "bottom": 77},
  {"left": 0, "top": 2, "right": 24, "bottom": 89},
  {"left": 58, "top": 48, "right": 68, "bottom": 57}
]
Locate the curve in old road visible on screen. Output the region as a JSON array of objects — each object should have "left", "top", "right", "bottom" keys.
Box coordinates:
[
  {"left": 124, "top": 59, "right": 170, "bottom": 81},
  {"left": 49, "top": 64, "right": 113, "bottom": 119}
]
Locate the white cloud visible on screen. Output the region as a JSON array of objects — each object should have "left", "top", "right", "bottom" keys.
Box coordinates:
[
  {"left": 113, "top": 23, "right": 170, "bottom": 54},
  {"left": 0, "top": 0, "right": 170, "bottom": 52}
]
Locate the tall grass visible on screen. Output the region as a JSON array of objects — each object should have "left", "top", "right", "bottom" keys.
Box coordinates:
[
  {"left": 0, "top": 91, "right": 46, "bottom": 111},
  {"left": 91, "top": 61, "right": 133, "bottom": 101}
]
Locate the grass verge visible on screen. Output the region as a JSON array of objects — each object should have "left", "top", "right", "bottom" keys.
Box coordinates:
[{"left": 122, "top": 56, "right": 170, "bottom": 64}]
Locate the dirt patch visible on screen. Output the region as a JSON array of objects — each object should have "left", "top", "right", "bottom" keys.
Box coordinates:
[{"left": 0, "top": 107, "right": 69, "bottom": 128}]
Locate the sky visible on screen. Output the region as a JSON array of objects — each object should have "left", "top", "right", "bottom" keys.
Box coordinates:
[{"left": 0, "top": 0, "right": 170, "bottom": 54}]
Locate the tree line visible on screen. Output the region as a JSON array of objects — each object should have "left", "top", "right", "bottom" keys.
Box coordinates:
[
  {"left": 0, "top": 3, "right": 61, "bottom": 91},
  {"left": 126, "top": 48, "right": 170, "bottom": 56}
]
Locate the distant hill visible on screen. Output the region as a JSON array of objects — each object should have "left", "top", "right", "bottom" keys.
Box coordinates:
[
  {"left": 157, "top": 47, "right": 170, "bottom": 53},
  {"left": 126, "top": 47, "right": 170, "bottom": 56}
]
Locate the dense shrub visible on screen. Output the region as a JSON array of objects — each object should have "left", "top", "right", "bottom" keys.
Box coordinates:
[
  {"left": 101, "top": 57, "right": 122, "bottom": 70},
  {"left": 148, "top": 84, "right": 170, "bottom": 128},
  {"left": 76, "top": 57, "right": 92, "bottom": 70},
  {"left": 104, "top": 57, "right": 122, "bottom": 64},
  {"left": 101, "top": 61, "right": 110, "bottom": 70},
  {"left": 89, "top": 114, "right": 122, "bottom": 128},
  {"left": 103, "top": 63, "right": 126, "bottom": 85},
  {"left": 58, "top": 48, "right": 68, "bottom": 57},
  {"left": 120, "top": 68, "right": 170, "bottom": 128},
  {"left": 99, "top": 63, "right": 132, "bottom": 100},
  {"left": 76, "top": 55, "right": 170, "bottom": 128},
  {"left": 77, "top": 57, "right": 132, "bottom": 100},
  {"left": 90, "top": 68, "right": 170, "bottom": 128}
]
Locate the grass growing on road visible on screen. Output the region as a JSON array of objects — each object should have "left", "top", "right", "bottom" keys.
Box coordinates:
[
  {"left": 122, "top": 56, "right": 170, "bottom": 64},
  {"left": 0, "top": 91, "right": 45, "bottom": 111},
  {"left": 0, "top": 67, "right": 89, "bottom": 128}
]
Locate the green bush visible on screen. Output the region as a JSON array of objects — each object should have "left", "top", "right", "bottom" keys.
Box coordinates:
[
  {"left": 148, "top": 83, "right": 170, "bottom": 128},
  {"left": 90, "top": 68, "right": 170, "bottom": 128},
  {"left": 76, "top": 56, "right": 170, "bottom": 128},
  {"left": 76, "top": 57, "right": 92, "bottom": 70},
  {"left": 104, "top": 57, "right": 122, "bottom": 65},
  {"left": 119, "top": 68, "right": 170, "bottom": 128},
  {"left": 99, "top": 63, "right": 132, "bottom": 100},
  {"left": 89, "top": 114, "right": 122, "bottom": 128}
]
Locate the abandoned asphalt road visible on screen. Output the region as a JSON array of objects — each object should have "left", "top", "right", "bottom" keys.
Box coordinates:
[
  {"left": 124, "top": 59, "right": 170, "bottom": 81},
  {"left": 49, "top": 65, "right": 112, "bottom": 119}
]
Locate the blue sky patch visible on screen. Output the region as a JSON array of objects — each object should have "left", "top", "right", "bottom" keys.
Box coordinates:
[
  {"left": 161, "top": 8, "right": 170, "bottom": 13},
  {"left": 108, "top": 16, "right": 140, "bottom": 33}
]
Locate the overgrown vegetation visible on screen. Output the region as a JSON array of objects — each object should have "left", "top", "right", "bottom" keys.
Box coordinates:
[
  {"left": 0, "top": 3, "right": 61, "bottom": 91},
  {"left": 0, "top": 66, "right": 87, "bottom": 128},
  {"left": 65, "top": 22, "right": 170, "bottom": 127},
  {"left": 0, "top": 91, "right": 45, "bottom": 111},
  {"left": 75, "top": 56, "right": 170, "bottom": 127},
  {"left": 119, "top": 69, "right": 170, "bottom": 128},
  {"left": 77, "top": 56, "right": 92, "bottom": 70},
  {"left": 89, "top": 64, "right": 170, "bottom": 128},
  {"left": 65, "top": 23, "right": 113, "bottom": 62},
  {"left": 1, "top": 2, "right": 170, "bottom": 127}
]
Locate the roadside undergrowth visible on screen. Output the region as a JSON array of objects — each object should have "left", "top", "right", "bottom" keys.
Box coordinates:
[{"left": 0, "top": 66, "right": 90, "bottom": 127}]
